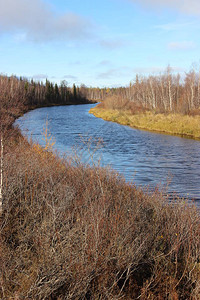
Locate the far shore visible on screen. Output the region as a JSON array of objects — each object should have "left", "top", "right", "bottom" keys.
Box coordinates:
[{"left": 89, "top": 105, "right": 200, "bottom": 140}]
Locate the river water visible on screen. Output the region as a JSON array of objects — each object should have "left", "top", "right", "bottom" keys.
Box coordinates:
[{"left": 15, "top": 103, "right": 200, "bottom": 204}]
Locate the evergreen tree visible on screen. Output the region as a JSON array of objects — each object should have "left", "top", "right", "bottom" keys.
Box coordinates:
[
  {"left": 45, "top": 79, "right": 51, "bottom": 103},
  {"left": 54, "top": 83, "right": 60, "bottom": 103},
  {"left": 73, "top": 83, "right": 77, "bottom": 100}
]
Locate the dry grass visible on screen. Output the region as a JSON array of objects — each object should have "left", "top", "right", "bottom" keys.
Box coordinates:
[
  {"left": 0, "top": 129, "right": 200, "bottom": 299},
  {"left": 1, "top": 74, "right": 199, "bottom": 298},
  {"left": 90, "top": 105, "right": 200, "bottom": 140}
]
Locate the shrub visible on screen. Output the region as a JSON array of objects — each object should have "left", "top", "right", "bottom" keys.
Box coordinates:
[{"left": 0, "top": 133, "right": 200, "bottom": 299}]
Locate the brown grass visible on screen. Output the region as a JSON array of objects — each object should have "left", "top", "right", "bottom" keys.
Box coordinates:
[
  {"left": 0, "top": 91, "right": 199, "bottom": 299},
  {"left": 90, "top": 100, "right": 200, "bottom": 140},
  {"left": 0, "top": 128, "right": 200, "bottom": 299}
]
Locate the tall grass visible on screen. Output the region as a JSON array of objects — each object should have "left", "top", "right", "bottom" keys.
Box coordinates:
[
  {"left": 0, "top": 128, "right": 200, "bottom": 299},
  {"left": 90, "top": 99, "right": 200, "bottom": 139}
]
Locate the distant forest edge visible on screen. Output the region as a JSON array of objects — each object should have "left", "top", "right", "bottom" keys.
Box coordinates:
[
  {"left": 1, "top": 65, "right": 200, "bottom": 129},
  {"left": 87, "top": 66, "right": 200, "bottom": 115},
  {"left": 0, "top": 74, "right": 94, "bottom": 131},
  {"left": 89, "top": 66, "right": 200, "bottom": 139}
]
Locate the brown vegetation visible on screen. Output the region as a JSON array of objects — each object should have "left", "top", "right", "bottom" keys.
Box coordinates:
[
  {"left": 0, "top": 75, "right": 91, "bottom": 125},
  {"left": 90, "top": 102, "right": 200, "bottom": 139},
  {"left": 86, "top": 66, "right": 200, "bottom": 115},
  {"left": 0, "top": 73, "right": 200, "bottom": 299},
  {"left": 1, "top": 130, "right": 200, "bottom": 299},
  {"left": 90, "top": 66, "right": 200, "bottom": 139}
]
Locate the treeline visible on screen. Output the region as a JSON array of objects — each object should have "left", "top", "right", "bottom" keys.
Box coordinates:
[
  {"left": 0, "top": 74, "right": 92, "bottom": 130},
  {"left": 2, "top": 66, "right": 200, "bottom": 121},
  {"left": 85, "top": 66, "right": 200, "bottom": 114}
]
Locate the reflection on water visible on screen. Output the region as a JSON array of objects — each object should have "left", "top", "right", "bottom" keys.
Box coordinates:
[{"left": 15, "top": 104, "right": 200, "bottom": 204}]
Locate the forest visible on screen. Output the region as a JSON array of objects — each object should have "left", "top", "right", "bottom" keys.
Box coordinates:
[
  {"left": 0, "top": 73, "right": 200, "bottom": 299},
  {"left": 85, "top": 66, "right": 200, "bottom": 114},
  {"left": 1, "top": 65, "right": 200, "bottom": 124},
  {"left": 0, "top": 74, "right": 91, "bottom": 133},
  {"left": 88, "top": 67, "right": 200, "bottom": 139}
]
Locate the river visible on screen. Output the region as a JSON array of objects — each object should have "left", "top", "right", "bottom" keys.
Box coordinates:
[{"left": 15, "top": 103, "right": 200, "bottom": 204}]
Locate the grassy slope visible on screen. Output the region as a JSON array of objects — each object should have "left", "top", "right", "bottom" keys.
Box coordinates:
[
  {"left": 90, "top": 106, "right": 200, "bottom": 140},
  {"left": 1, "top": 103, "right": 200, "bottom": 299}
]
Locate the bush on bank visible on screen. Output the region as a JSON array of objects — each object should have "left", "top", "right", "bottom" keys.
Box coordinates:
[
  {"left": 90, "top": 101, "right": 200, "bottom": 140},
  {"left": 0, "top": 126, "right": 200, "bottom": 299},
  {"left": 0, "top": 80, "right": 200, "bottom": 298}
]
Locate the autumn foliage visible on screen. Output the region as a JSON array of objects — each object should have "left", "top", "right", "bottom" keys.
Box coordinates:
[
  {"left": 0, "top": 74, "right": 200, "bottom": 299},
  {"left": 0, "top": 130, "right": 200, "bottom": 299},
  {"left": 86, "top": 66, "right": 200, "bottom": 115}
]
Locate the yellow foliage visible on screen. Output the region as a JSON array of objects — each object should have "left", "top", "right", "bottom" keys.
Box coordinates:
[
  {"left": 89, "top": 107, "right": 200, "bottom": 140},
  {"left": 42, "top": 119, "right": 56, "bottom": 152},
  {"left": 32, "top": 119, "right": 55, "bottom": 154}
]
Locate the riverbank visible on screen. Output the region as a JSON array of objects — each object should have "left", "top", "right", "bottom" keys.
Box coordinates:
[
  {"left": 1, "top": 102, "right": 200, "bottom": 298},
  {"left": 90, "top": 105, "right": 200, "bottom": 140}
]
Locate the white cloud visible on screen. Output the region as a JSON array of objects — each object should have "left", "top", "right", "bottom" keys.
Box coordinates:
[
  {"left": 132, "top": 66, "right": 165, "bottom": 73},
  {"left": 99, "top": 39, "right": 126, "bottom": 49},
  {"left": 32, "top": 74, "right": 48, "bottom": 80},
  {"left": 63, "top": 75, "right": 78, "bottom": 80},
  {"left": 129, "top": 0, "right": 200, "bottom": 15},
  {"left": 68, "top": 61, "right": 82, "bottom": 66},
  {"left": 132, "top": 66, "right": 184, "bottom": 74},
  {"left": 168, "top": 41, "right": 196, "bottom": 50},
  {"left": 97, "top": 69, "right": 116, "bottom": 79},
  {"left": 97, "top": 67, "right": 132, "bottom": 79},
  {"left": 98, "top": 60, "right": 112, "bottom": 66},
  {"left": 155, "top": 21, "right": 198, "bottom": 31},
  {"left": 0, "top": 0, "right": 92, "bottom": 42}
]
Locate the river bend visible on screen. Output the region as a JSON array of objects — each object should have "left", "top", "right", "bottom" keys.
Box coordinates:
[{"left": 15, "top": 104, "right": 200, "bottom": 204}]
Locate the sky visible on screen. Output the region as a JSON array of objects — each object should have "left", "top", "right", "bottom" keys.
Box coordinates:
[{"left": 0, "top": 0, "right": 200, "bottom": 87}]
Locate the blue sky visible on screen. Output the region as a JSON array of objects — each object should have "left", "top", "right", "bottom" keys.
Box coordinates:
[{"left": 0, "top": 0, "right": 200, "bottom": 87}]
